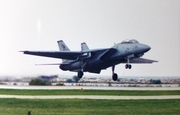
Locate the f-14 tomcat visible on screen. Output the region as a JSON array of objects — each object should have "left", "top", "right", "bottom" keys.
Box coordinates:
[{"left": 22, "top": 39, "right": 157, "bottom": 81}]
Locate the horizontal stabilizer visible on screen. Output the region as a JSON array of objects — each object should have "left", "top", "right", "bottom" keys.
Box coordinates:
[
  {"left": 123, "top": 58, "right": 158, "bottom": 64},
  {"left": 35, "top": 63, "right": 61, "bottom": 66}
]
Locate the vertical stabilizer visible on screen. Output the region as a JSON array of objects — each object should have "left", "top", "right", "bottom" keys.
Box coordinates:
[
  {"left": 57, "top": 40, "right": 70, "bottom": 51},
  {"left": 81, "top": 42, "right": 89, "bottom": 51},
  {"left": 57, "top": 40, "right": 70, "bottom": 62}
]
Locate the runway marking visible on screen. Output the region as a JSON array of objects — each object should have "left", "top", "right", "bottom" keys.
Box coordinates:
[
  {"left": 0, "top": 95, "right": 180, "bottom": 100},
  {"left": 0, "top": 86, "right": 180, "bottom": 90}
]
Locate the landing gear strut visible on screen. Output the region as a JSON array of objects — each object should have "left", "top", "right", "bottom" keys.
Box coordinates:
[
  {"left": 77, "top": 59, "right": 88, "bottom": 79},
  {"left": 112, "top": 66, "right": 118, "bottom": 81}
]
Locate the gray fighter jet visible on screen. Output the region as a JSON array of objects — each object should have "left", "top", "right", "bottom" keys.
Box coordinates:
[{"left": 22, "top": 39, "right": 157, "bottom": 81}]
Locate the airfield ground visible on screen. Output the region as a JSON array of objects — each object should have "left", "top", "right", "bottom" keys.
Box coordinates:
[
  {"left": 0, "top": 86, "right": 179, "bottom": 115},
  {"left": 0, "top": 99, "right": 180, "bottom": 115}
]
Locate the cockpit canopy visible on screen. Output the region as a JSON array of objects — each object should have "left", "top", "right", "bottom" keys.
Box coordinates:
[{"left": 120, "top": 39, "right": 139, "bottom": 44}]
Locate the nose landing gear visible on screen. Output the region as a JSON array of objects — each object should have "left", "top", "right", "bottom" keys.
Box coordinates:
[
  {"left": 125, "top": 59, "right": 132, "bottom": 69},
  {"left": 125, "top": 64, "right": 132, "bottom": 69}
]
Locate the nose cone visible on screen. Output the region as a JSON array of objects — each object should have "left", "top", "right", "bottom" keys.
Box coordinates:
[{"left": 142, "top": 44, "right": 151, "bottom": 52}]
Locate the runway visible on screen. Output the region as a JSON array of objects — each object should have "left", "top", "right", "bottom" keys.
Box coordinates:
[
  {"left": 0, "top": 95, "right": 179, "bottom": 100},
  {"left": 0, "top": 85, "right": 180, "bottom": 90},
  {"left": 0, "top": 85, "right": 180, "bottom": 100}
]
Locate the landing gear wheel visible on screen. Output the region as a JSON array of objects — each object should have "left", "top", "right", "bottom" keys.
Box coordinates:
[
  {"left": 125, "top": 64, "right": 132, "bottom": 69},
  {"left": 112, "top": 73, "right": 118, "bottom": 81},
  {"left": 77, "top": 71, "right": 83, "bottom": 78},
  {"left": 125, "top": 64, "right": 129, "bottom": 69}
]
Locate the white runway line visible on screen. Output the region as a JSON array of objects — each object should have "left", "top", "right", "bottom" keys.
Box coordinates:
[
  {"left": 0, "top": 85, "right": 180, "bottom": 90},
  {"left": 0, "top": 95, "right": 180, "bottom": 100}
]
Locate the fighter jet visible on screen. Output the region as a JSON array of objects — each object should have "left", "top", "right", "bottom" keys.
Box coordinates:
[{"left": 22, "top": 39, "right": 157, "bottom": 81}]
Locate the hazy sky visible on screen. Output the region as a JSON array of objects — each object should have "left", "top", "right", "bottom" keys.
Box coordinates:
[{"left": 0, "top": 0, "right": 179, "bottom": 77}]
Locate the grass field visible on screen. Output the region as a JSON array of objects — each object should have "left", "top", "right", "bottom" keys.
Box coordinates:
[
  {"left": 0, "top": 89, "right": 179, "bottom": 115},
  {"left": 0, "top": 89, "right": 179, "bottom": 96},
  {"left": 0, "top": 98, "right": 179, "bottom": 115}
]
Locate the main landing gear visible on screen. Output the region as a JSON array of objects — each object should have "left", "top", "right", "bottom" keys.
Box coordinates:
[
  {"left": 112, "top": 66, "right": 118, "bottom": 81},
  {"left": 77, "top": 60, "right": 87, "bottom": 79}
]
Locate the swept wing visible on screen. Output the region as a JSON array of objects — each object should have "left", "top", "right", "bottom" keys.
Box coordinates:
[
  {"left": 22, "top": 48, "right": 110, "bottom": 60},
  {"left": 22, "top": 51, "right": 82, "bottom": 60}
]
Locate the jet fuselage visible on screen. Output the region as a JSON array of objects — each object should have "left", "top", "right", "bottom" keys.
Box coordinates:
[
  {"left": 22, "top": 39, "right": 157, "bottom": 81},
  {"left": 59, "top": 42, "right": 151, "bottom": 73}
]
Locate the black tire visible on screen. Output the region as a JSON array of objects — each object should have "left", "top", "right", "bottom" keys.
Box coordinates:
[
  {"left": 112, "top": 73, "right": 118, "bottom": 81},
  {"left": 128, "top": 64, "right": 132, "bottom": 69},
  {"left": 78, "top": 71, "right": 83, "bottom": 78},
  {"left": 125, "top": 64, "right": 129, "bottom": 69}
]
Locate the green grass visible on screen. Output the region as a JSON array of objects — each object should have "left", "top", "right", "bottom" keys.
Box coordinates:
[
  {"left": 0, "top": 98, "right": 179, "bottom": 115},
  {"left": 0, "top": 89, "right": 180, "bottom": 96}
]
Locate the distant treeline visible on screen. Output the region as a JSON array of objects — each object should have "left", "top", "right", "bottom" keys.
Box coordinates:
[{"left": 29, "top": 75, "right": 163, "bottom": 86}]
